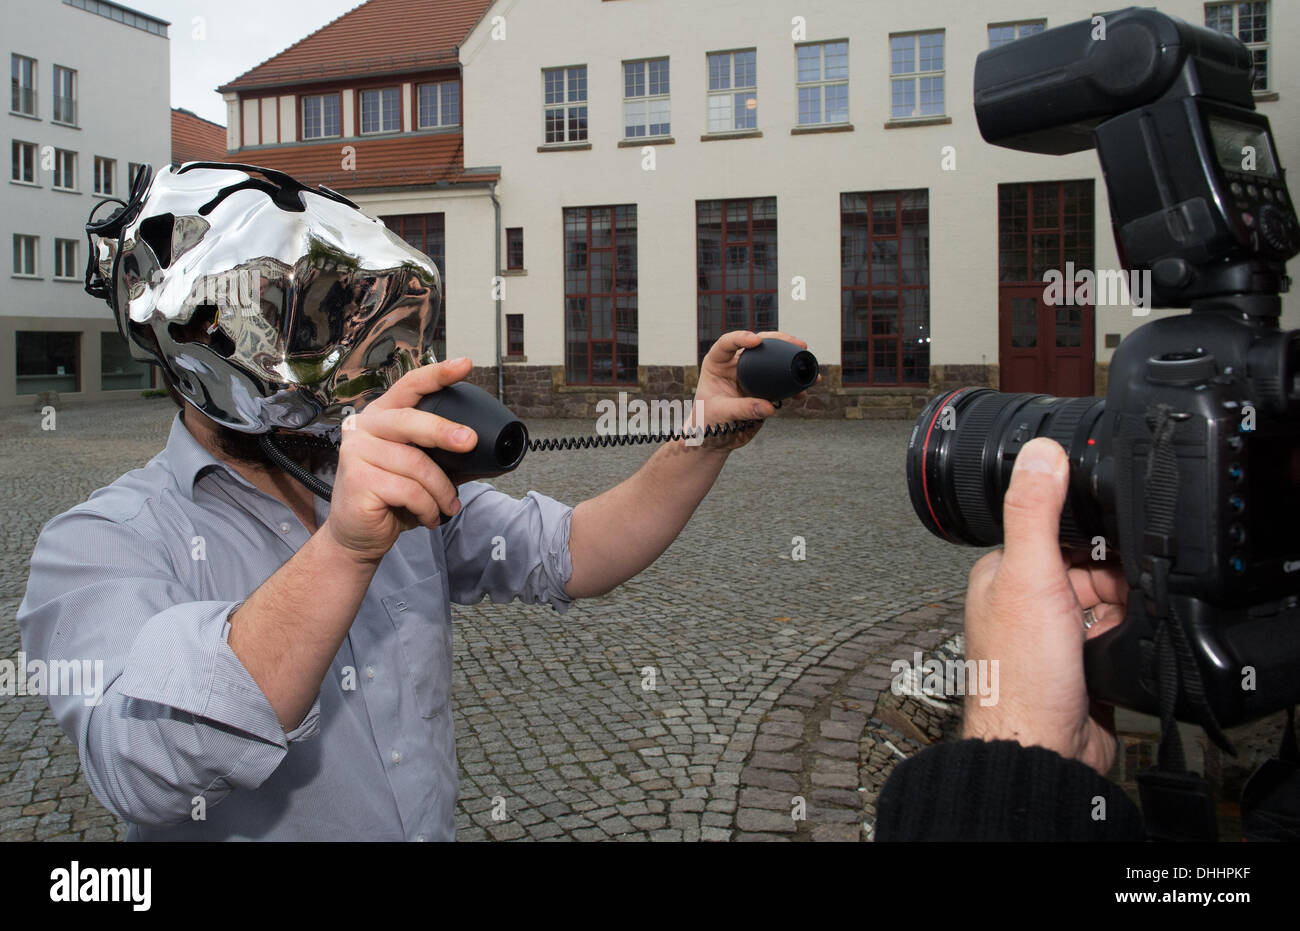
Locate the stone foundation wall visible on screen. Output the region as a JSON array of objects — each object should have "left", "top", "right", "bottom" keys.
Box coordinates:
[{"left": 464, "top": 362, "right": 1003, "bottom": 420}]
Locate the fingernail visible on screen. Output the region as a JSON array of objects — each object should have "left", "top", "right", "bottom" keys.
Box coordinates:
[
  {"left": 752, "top": 402, "right": 765, "bottom": 418},
  {"left": 1015, "top": 439, "right": 1065, "bottom": 476},
  {"left": 450, "top": 498, "right": 462, "bottom": 514},
  {"left": 453, "top": 427, "right": 473, "bottom": 444},
  {"left": 446, "top": 356, "right": 468, "bottom": 366}
]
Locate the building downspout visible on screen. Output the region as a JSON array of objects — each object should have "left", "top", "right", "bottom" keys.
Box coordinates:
[{"left": 490, "top": 181, "right": 503, "bottom": 401}]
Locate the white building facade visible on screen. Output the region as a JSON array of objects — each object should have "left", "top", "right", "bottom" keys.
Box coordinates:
[
  {"left": 3, "top": 0, "right": 170, "bottom": 407},
  {"left": 451, "top": 0, "right": 1298, "bottom": 418}
]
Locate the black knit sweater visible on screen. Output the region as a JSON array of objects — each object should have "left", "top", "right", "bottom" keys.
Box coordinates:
[{"left": 875, "top": 739, "right": 1146, "bottom": 841}]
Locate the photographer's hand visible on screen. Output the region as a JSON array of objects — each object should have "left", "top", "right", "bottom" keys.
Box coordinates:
[{"left": 962, "top": 437, "right": 1128, "bottom": 776}]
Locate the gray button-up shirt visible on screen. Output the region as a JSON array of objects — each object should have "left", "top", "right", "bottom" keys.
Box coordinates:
[{"left": 18, "top": 413, "right": 574, "bottom": 841}]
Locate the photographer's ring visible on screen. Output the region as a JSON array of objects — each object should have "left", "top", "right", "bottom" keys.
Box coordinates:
[{"left": 1082, "top": 607, "right": 1099, "bottom": 631}]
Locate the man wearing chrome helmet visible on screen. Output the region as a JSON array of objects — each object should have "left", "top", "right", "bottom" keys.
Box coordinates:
[{"left": 17, "top": 163, "right": 807, "bottom": 840}]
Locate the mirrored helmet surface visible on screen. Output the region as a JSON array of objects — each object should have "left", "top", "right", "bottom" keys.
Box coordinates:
[{"left": 85, "top": 162, "right": 443, "bottom": 437}]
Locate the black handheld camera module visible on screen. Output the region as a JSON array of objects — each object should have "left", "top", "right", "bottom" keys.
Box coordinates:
[{"left": 907, "top": 8, "right": 1300, "bottom": 732}]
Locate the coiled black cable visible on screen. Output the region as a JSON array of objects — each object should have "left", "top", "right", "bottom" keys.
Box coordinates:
[
  {"left": 263, "top": 416, "right": 763, "bottom": 503},
  {"left": 527, "top": 418, "right": 759, "bottom": 451},
  {"left": 259, "top": 433, "right": 335, "bottom": 502}
]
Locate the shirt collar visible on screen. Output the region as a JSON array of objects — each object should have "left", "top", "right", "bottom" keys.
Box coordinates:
[
  {"left": 165, "top": 412, "right": 338, "bottom": 508},
  {"left": 165, "top": 412, "right": 245, "bottom": 501}
]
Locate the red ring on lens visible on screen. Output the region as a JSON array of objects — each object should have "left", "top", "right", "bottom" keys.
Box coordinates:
[{"left": 920, "top": 388, "right": 968, "bottom": 541}]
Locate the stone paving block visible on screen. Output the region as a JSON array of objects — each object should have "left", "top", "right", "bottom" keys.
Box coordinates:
[
  {"left": 735, "top": 809, "right": 797, "bottom": 834},
  {"left": 811, "top": 824, "right": 863, "bottom": 843}
]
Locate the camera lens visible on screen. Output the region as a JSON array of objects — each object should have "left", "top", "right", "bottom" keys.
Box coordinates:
[
  {"left": 789, "top": 350, "right": 818, "bottom": 390},
  {"left": 494, "top": 421, "right": 529, "bottom": 470},
  {"left": 907, "top": 388, "right": 1107, "bottom": 547}
]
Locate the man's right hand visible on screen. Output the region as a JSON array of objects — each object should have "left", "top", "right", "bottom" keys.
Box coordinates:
[{"left": 323, "top": 357, "right": 479, "bottom": 564}]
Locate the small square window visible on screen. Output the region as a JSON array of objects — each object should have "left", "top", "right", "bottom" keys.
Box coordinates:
[
  {"left": 302, "top": 93, "right": 341, "bottom": 139},
  {"left": 359, "top": 87, "right": 401, "bottom": 134},
  {"left": 417, "top": 81, "right": 460, "bottom": 129}
]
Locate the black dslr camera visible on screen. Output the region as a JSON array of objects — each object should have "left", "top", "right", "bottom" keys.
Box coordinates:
[{"left": 907, "top": 8, "right": 1300, "bottom": 730}]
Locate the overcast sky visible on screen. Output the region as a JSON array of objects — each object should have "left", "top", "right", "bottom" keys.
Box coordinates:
[{"left": 135, "top": 0, "right": 365, "bottom": 124}]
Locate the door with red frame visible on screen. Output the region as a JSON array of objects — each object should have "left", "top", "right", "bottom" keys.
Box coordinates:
[
  {"left": 998, "top": 286, "right": 1095, "bottom": 396},
  {"left": 997, "top": 181, "right": 1096, "bottom": 396}
]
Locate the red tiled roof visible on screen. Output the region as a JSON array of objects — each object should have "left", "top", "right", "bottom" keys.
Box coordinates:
[
  {"left": 223, "top": 133, "right": 497, "bottom": 190},
  {"left": 217, "top": 0, "right": 494, "bottom": 93},
  {"left": 171, "top": 108, "right": 227, "bottom": 163}
]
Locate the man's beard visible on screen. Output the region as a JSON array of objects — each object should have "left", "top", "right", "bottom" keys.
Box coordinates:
[{"left": 212, "top": 425, "right": 338, "bottom": 474}]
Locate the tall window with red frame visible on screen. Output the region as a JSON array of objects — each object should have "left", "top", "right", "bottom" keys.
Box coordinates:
[
  {"left": 997, "top": 180, "right": 1094, "bottom": 286},
  {"left": 380, "top": 213, "right": 447, "bottom": 362},
  {"left": 696, "top": 197, "right": 777, "bottom": 362},
  {"left": 841, "top": 190, "right": 930, "bottom": 385},
  {"left": 564, "top": 205, "right": 638, "bottom": 385}
]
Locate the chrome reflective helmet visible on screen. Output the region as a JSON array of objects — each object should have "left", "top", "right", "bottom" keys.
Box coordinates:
[{"left": 85, "top": 162, "right": 443, "bottom": 438}]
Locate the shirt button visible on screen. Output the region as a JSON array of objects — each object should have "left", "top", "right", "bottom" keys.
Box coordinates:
[
  {"left": 391, "top": 750, "right": 402, "bottom": 764},
  {"left": 278, "top": 522, "right": 291, "bottom": 534},
  {"left": 366, "top": 665, "right": 376, "bottom": 680},
  {"left": 416, "top": 835, "right": 426, "bottom": 842}
]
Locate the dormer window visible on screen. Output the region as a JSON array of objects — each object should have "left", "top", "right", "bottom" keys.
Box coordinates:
[{"left": 359, "top": 87, "right": 401, "bottom": 134}]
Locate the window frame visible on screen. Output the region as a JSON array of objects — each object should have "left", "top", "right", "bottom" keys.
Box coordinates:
[
  {"left": 93, "top": 155, "right": 115, "bottom": 195},
  {"left": 542, "top": 65, "right": 589, "bottom": 145},
  {"left": 52, "top": 64, "right": 76, "bottom": 125},
  {"left": 357, "top": 86, "right": 402, "bottom": 135},
  {"left": 563, "top": 205, "right": 638, "bottom": 386},
  {"left": 695, "top": 197, "right": 779, "bottom": 362},
  {"left": 1206, "top": 2, "right": 1271, "bottom": 92},
  {"left": 506, "top": 227, "right": 525, "bottom": 270},
  {"left": 300, "top": 92, "right": 342, "bottom": 140},
  {"left": 840, "top": 189, "right": 932, "bottom": 387},
  {"left": 705, "top": 49, "right": 758, "bottom": 134},
  {"left": 51, "top": 149, "right": 76, "bottom": 191},
  {"left": 415, "top": 79, "right": 461, "bottom": 130},
  {"left": 53, "top": 238, "right": 79, "bottom": 280},
  {"left": 889, "top": 30, "right": 946, "bottom": 121},
  {"left": 13, "top": 233, "right": 39, "bottom": 278},
  {"left": 795, "top": 40, "right": 850, "bottom": 127},
  {"left": 987, "top": 20, "right": 1046, "bottom": 48},
  {"left": 11, "top": 53, "right": 37, "bottom": 117},
  {"left": 506, "top": 313, "right": 525, "bottom": 357},
  {"left": 623, "top": 57, "right": 671, "bottom": 140},
  {"left": 16, "top": 330, "right": 81, "bottom": 395},
  {"left": 11, "top": 140, "right": 38, "bottom": 185}
]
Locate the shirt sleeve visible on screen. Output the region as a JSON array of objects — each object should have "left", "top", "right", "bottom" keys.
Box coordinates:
[
  {"left": 16, "top": 506, "right": 319, "bottom": 828},
  {"left": 438, "top": 481, "right": 575, "bottom": 614}
]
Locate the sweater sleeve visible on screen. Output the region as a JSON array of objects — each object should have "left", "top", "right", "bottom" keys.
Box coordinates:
[{"left": 874, "top": 738, "right": 1145, "bottom": 841}]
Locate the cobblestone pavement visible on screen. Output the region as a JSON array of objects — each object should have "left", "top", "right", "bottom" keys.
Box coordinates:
[{"left": 1, "top": 396, "right": 976, "bottom": 841}]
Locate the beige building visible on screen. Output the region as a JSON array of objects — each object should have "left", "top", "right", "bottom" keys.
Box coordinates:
[
  {"left": 454, "top": 0, "right": 1298, "bottom": 417},
  {"left": 3, "top": 0, "right": 170, "bottom": 408},
  {"left": 38, "top": 0, "right": 1293, "bottom": 416}
]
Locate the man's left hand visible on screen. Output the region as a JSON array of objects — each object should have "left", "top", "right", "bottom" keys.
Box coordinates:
[{"left": 692, "top": 330, "right": 818, "bottom": 450}]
